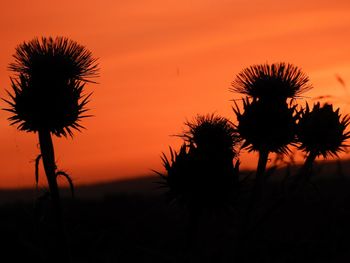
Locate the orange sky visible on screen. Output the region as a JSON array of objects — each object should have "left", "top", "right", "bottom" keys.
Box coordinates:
[{"left": 0, "top": 0, "right": 350, "bottom": 188}]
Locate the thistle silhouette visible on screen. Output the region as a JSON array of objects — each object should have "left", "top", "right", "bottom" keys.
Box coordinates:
[
  {"left": 4, "top": 36, "right": 98, "bottom": 258},
  {"left": 231, "top": 62, "right": 311, "bottom": 102},
  {"left": 160, "top": 115, "right": 239, "bottom": 209},
  {"left": 157, "top": 114, "right": 239, "bottom": 251},
  {"left": 232, "top": 63, "right": 310, "bottom": 201},
  {"left": 294, "top": 102, "right": 350, "bottom": 186},
  {"left": 233, "top": 99, "right": 298, "bottom": 200},
  {"left": 183, "top": 114, "right": 240, "bottom": 187}
]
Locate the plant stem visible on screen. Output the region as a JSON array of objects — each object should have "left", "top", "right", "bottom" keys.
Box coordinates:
[
  {"left": 289, "top": 151, "right": 317, "bottom": 191},
  {"left": 38, "top": 129, "right": 69, "bottom": 261},
  {"left": 254, "top": 149, "right": 269, "bottom": 201},
  {"left": 301, "top": 151, "right": 317, "bottom": 179},
  {"left": 244, "top": 149, "right": 269, "bottom": 232},
  {"left": 38, "top": 129, "right": 62, "bottom": 226},
  {"left": 252, "top": 151, "right": 318, "bottom": 233}
]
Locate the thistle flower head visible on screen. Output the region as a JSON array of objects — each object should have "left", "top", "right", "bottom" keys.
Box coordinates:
[
  {"left": 183, "top": 114, "right": 239, "bottom": 159},
  {"left": 233, "top": 98, "right": 298, "bottom": 154},
  {"left": 159, "top": 144, "right": 236, "bottom": 210},
  {"left": 160, "top": 144, "right": 194, "bottom": 205},
  {"left": 158, "top": 115, "right": 240, "bottom": 210},
  {"left": 231, "top": 63, "right": 311, "bottom": 101},
  {"left": 9, "top": 36, "right": 98, "bottom": 83},
  {"left": 297, "top": 103, "right": 350, "bottom": 158},
  {"left": 4, "top": 36, "right": 98, "bottom": 137}
]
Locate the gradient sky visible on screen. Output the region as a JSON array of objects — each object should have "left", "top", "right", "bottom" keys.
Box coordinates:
[{"left": 0, "top": 0, "right": 350, "bottom": 188}]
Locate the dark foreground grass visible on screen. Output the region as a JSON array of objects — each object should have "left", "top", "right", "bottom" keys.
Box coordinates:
[{"left": 1, "top": 162, "right": 350, "bottom": 262}]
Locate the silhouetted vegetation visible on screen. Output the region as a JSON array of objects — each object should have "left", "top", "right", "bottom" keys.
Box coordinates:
[
  {"left": 4, "top": 36, "right": 98, "bottom": 262},
  {"left": 156, "top": 114, "right": 239, "bottom": 256},
  {"left": 156, "top": 62, "right": 350, "bottom": 262},
  {"left": 232, "top": 63, "right": 310, "bottom": 201},
  {"left": 293, "top": 102, "right": 350, "bottom": 188},
  {"left": 2, "top": 38, "right": 350, "bottom": 262},
  {"left": 231, "top": 62, "right": 312, "bottom": 101}
]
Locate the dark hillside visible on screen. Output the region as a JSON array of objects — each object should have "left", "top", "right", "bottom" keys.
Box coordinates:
[{"left": 1, "top": 159, "right": 350, "bottom": 262}]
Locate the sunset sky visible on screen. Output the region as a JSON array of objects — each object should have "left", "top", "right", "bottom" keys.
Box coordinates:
[{"left": 0, "top": 0, "right": 350, "bottom": 188}]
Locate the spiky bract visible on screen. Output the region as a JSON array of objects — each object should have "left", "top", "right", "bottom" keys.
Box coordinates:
[
  {"left": 5, "top": 36, "right": 98, "bottom": 136},
  {"left": 183, "top": 114, "right": 238, "bottom": 159},
  {"left": 231, "top": 63, "right": 311, "bottom": 101},
  {"left": 9, "top": 36, "right": 98, "bottom": 82},
  {"left": 234, "top": 98, "right": 298, "bottom": 153},
  {"left": 297, "top": 103, "right": 350, "bottom": 158}
]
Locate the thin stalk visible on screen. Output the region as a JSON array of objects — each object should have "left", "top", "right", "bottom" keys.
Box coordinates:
[
  {"left": 243, "top": 149, "right": 269, "bottom": 233},
  {"left": 289, "top": 151, "right": 317, "bottom": 192},
  {"left": 38, "top": 129, "right": 69, "bottom": 262},
  {"left": 254, "top": 148, "right": 269, "bottom": 202},
  {"left": 250, "top": 151, "right": 318, "bottom": 234},
  {"left": 302, "top": 151, "right": 318, "bottom": 179},
  {"left": 38, "top": 129, "right": 62, "bottom": 228}
]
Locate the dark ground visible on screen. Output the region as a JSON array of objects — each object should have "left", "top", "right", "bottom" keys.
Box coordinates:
[{"left": 1, "top": 160, "right": 350, "bottom": 262}]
